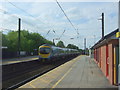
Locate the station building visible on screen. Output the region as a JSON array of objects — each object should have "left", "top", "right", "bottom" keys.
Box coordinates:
[{"left": 91, "top": 28, "right": 119, "bottom": 85}]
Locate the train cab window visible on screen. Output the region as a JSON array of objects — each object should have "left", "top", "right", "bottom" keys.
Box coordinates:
[{"left": 40, "top": 48, "right": 51, "bottom": 54}]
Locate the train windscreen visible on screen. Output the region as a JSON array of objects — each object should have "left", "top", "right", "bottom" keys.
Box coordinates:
[{"left": 40, "top": 48, "right": 51, "bottom": 54}]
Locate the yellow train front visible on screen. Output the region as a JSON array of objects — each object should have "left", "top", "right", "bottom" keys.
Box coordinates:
[{"left": 38, "top": 44, "right": 52, "bottom": 62}]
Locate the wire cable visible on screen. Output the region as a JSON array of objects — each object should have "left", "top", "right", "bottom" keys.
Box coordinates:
[
  {"left": 55, "top": 0, "right": 79, "bottom": 36},
  {"left": 0, "top": 9, "right": 19, "bottom": 18},
  {"left": 59, "top": 29, "right": 66, "bottom": 39},
  {"left": 6, "top": 0, "right": 55, "bottom": 37},
  {"left": 6, "top": 0, "right": 35, "bottom": 18}
]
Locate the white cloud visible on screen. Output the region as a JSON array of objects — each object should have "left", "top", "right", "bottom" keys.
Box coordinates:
[{"left": 1, "top": 2, "right": 118, "bottom": 49}]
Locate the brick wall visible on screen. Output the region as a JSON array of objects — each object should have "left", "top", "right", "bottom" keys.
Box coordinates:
[
  {"left": 108, "top": 43, "right": 114, "bottom": 84},
  {"left": 101, "top": 45, "right": 107, "bottom": 76}
]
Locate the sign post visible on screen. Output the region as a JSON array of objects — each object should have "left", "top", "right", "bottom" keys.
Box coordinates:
[{"left": 118, "top": 1, "right": 120, "bottom": 89}]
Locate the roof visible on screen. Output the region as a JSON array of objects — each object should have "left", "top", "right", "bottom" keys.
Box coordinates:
[{"left": 91, "top": 28, "right": 119, "bottom": 49}]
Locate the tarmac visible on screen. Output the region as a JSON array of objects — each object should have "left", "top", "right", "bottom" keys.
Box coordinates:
[{"left": 18, "top": 55, "right": 118, "bottom": 89}]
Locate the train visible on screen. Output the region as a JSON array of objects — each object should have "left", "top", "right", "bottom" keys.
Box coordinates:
[{"left": 38, "top": 44, "right": 80, "bottom": 62}]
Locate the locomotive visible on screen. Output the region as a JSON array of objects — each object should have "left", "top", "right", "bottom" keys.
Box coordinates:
[{"left": 38, "top": 44, "right": 79, "bottom": 62}]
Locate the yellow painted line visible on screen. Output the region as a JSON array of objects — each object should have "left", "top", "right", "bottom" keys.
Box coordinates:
[
  {"left": 51, "top": 56, "right": 80, "bottom": 88},
  {"left": 29, "top": 83, "right": 36, "bottom": 88},
  {"left": 21, "top": 58, "right": 39, "bottom": 61},
  {"left": 31, "top": 58, "right": 39, "bottom": 60},
  {"left": 7, "top": 61, "right": 21, "bottom": 64},
  {"left": 21, "top": 55, "right": 81, "bottom": 88},
  {"left": 3, "top": 57, "right": 39, "bottom": 65},
  {"left": 51, "top": 67, "right": 73, "bottom": 88},
  {"left": 38, "top": 58, "right": 76, "bottom": 79}
]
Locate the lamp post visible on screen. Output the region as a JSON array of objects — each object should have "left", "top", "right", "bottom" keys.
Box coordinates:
[
  {"left": 18, "top": 18, "right": 21, "bottom": 58},
  {"left": 98, "top": 13, "right": 104, "bottom": 39}
]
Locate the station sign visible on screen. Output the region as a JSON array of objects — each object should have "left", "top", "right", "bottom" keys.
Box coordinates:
[{"left": 116, "top": 32, "right": 120, "bottom": 38}]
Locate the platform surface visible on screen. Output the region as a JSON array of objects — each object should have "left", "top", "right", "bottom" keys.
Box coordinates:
[
  {"left": 1, "top": 56, "right": 39, "bottom": 65},
  {"left": 19, "top": 55, "right": 117, "bottom": 88}
]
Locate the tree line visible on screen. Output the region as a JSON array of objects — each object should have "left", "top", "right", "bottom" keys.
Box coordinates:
[{"left": 2, "top": 30, "right": 83, "bottom": 53}]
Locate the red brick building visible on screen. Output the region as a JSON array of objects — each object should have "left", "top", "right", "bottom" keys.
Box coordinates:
[{"left": 92, "top": 29, "right": 119, "bottom": 85}]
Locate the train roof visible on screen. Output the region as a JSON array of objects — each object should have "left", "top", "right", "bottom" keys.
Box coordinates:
[
  {"left": 40, "top": 44, "right": 78, "bottom": 51},
  {"left": 41, "top": 44, "right": 51, "bottom": 47}
]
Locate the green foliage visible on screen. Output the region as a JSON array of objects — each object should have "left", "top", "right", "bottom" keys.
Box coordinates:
[
  {"left": 56, "top": 41, "right": 65, "bottom": 48},
  {"left": 0, "top": 31, "right": 2, "bottom": 46},
  {"left": 2, "top": 34, "right": 8, "bottom": 46},
  {"left": 67, "top": 44, "right": 79, "bottom": 50},
  {"left": 2, "top": 30, "right": 53, "bottom": 52},
  {"left": 67, "top": 44, "right": 83, "bottom": 53},
  {"left": 6, "top": 31, "right": 18, "bottom": 51}
]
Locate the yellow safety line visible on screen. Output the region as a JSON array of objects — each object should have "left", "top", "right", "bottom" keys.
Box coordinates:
[
  {"left": 5, "top": 57, "right": 39, "bottom": 64},
  {"left": 24, "top": 55, "right": 81, "bottom": 89},
  {"left": 51, "top": 58, "right": 79, "bottom": 89},
  {"left": 38, "top": 58, "right": 76, "bottom": 78},
  {"left": 51, "top": 67, "right": 73, "bottom": 89},
  {"left": 29, "top": 83, "right": 36, "bottom": 88},
  {"left": 21, "top": 58, "right": 39, "bottom": 61}
]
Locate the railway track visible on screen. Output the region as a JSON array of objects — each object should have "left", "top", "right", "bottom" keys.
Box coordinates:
[{"left": 2, "top": 54, "right": 79, "bottom": 90}]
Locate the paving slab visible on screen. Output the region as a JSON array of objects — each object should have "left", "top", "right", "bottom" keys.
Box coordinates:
[{"left": 18, "top": 55, "right": 118, "bottom": 89}]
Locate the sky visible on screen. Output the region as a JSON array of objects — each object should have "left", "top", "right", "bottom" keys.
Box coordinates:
[{"left": 0, "top": 0, "right": 119, "bottom": 49}]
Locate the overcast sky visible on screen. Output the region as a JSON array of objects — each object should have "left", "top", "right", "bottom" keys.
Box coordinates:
[{"left": 0, "top": 0, "right": 118, "bottom": 49}]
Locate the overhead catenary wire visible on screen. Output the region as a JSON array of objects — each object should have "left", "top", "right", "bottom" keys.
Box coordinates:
[
  {"left": 4, "top": 0, "right": 75, "bottom": 42},
  {"left": 6, "top": 0, "right": 35, "bottom": 18},
  {"left": 45, "top": 30, "right": 51, "bottom": 37},
  {"left": 0, "top": 9, "right": 51, "bottom": 38},
  {"left": 59, "top": 29, "right": 66, "bottom": 40},
  {"left": 0, "top": 9, "right": 42, "bottom": 34},
  {"left": 0, "top": 8, "right": 42, "bottom": 30},
  {"left": 55, "top": 0, "right": 79, "bottom": 36},
  {"left": 0, "top": 9, "right": 19, "bottom": 19},
  {"left": 6, "top": 0, "right": 56, "bottom": 38}
]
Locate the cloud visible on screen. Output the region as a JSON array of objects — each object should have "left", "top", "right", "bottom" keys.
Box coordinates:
[{"left": 1, "top": 2, "right": 118, "bottom": 49}]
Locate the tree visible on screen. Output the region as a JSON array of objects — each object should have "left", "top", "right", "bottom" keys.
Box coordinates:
[
  {"left": 56, "top": 41, "right": 65, "bottom": 48},
  {"left": 2, "top": 30, "right": 54, "bottom": 53},
  {"left": 2, "top": 34, "right": 9, "bottom": 46},
  {"left": 6, "top": 31, "right": 18, "bottom": 51},
  {"left": 67, "top": 44, "right": 79, "bottom": 50}
]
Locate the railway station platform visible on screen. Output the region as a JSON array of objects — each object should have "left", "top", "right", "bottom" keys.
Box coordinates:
[
  {"left": 1, "top": 56, "right": 39, "bottom": 65},
  {"left": 18, "top": 55, "right": 118, "bottom": 89}
]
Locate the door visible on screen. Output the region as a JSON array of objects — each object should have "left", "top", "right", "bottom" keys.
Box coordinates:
[
  {"left": 106, "top": 44, "right": 109, "bottom": 77},
  {"left": 99, "top": 48, "right": 101, "bottom": 68},
  {"left": 113, "top": 46, "right": 119, "bottom": 85}
]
